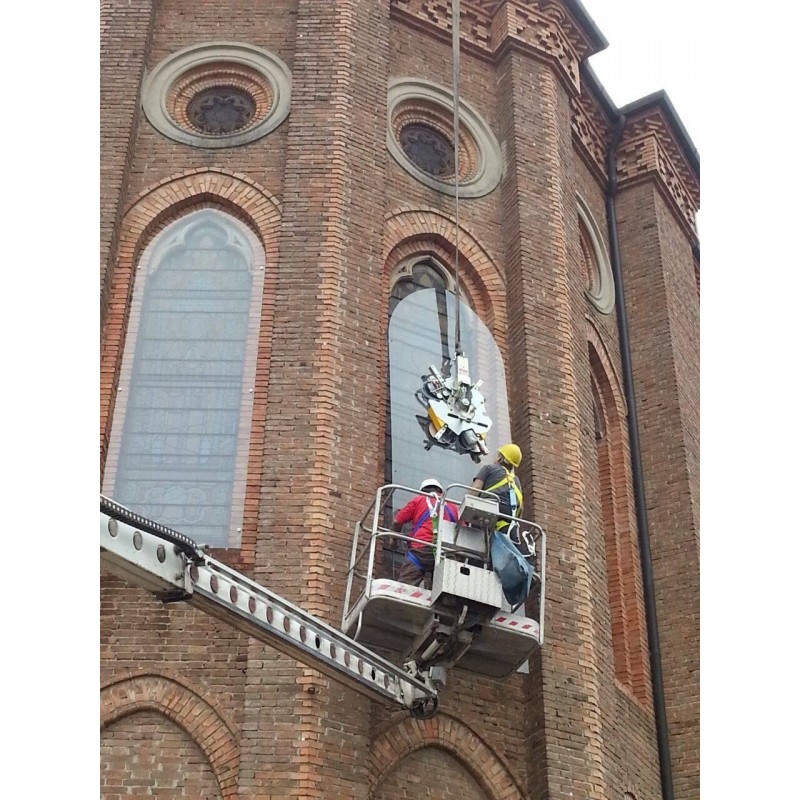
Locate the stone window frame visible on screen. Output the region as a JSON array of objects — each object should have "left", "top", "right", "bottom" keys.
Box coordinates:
[
  {"left": 577, "top": 193, "right": 615, "bottom": 315},
  {"left": 387, "top": 78, "right": 503, "bottom": 197},
  {"left": 384, "top": 255, "right": 456, "bottom": 500},
  {"left": 102, "top": 208, "right": 266, "bottom": 549},
  {"left": 100, "top": 169, "right": 283, "bottom": 565},
  {"left": 383, "top": 252, "right": 511, "bottom": 498},
  {"left": 141, "top": 42, "right": 292, "bottom": 149},
  {"left": 390, "top": 255, "right": 456, "bottom": 295}
]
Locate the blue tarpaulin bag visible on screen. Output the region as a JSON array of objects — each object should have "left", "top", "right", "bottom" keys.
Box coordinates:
[{"left": 490, "top": 531, "right": 533, "bottom": 607}]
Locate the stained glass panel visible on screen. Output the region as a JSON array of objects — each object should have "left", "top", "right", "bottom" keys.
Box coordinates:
[{"left": 103, "top": 209, "right": 264, "bottom": 547}]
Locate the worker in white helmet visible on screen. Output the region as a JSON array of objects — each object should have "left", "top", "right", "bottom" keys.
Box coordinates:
[{"left": 391, "top": 479, "right": 458, "bottom": 588}]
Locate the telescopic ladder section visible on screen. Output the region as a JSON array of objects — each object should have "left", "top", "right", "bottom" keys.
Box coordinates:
[{"left": 100, "top": 496, "right": 440, "bottom": 719}]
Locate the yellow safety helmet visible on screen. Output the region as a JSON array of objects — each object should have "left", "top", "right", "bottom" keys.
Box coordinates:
[{"left": 498, "top": 443, "right": 522, "bottom": 468}]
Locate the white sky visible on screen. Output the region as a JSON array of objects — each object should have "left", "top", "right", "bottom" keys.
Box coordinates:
[
  {"left": 581, "top": 0, "right": 702, "bottom": 153},
  {"left": 585, "top": 3, "right": 795, "bottom": 792}
]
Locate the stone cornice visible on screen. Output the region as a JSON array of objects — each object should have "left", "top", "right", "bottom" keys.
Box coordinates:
[
  {"left": 390, "top": 1, "right": 607, "bottom": 95},
  {"left": 617, "top": 103, "right": 700, "bottom": 243}
]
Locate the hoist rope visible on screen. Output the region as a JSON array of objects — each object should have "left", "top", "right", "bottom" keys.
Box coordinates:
[{"left": 451, "top": 0, "right": 463, "bottom": 358}]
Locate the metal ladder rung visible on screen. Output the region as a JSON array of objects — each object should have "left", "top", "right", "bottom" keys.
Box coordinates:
[{"left": 100, "top": 504, "right": 437, "bottom": 714}]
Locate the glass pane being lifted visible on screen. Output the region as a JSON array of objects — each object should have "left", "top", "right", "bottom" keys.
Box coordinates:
[{"left": 389, "top": 288, "right": 510, "bottom": 510}]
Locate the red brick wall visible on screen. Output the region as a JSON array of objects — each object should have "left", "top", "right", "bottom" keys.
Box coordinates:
[
  {"left": 494, "top": 44, "right": 635, "bottom": 800},
  {"left": 100, "top": 2, "right": 698, "bottom": 799},
  {"left": 100, "top": 580, "right": 249, "bottom": 725},
  {"left": 115, "top": 0, "right": 296, "bottom": 244},
  {"left": 616, "top": 181, "right": 700, "bottom": 799},
  {"left": 100, "top": 0, "right": 156, "bottom": 316},
  {"left": 381, "top": 18, "right": 510, "bottom": 374},
  {"left": 572, "top": 152, "right": 661, "bottom": 800},
  {"left": 369, "top": 714, "right": 526, "bottom": 799},
  {"left": 374, "top": 747, "right": 488, "bottom": 800},
  {"left": 235, "top": 0, "right": 391, "bottom": 795},
  {"left": 101, "top": 711, "right": 222, "bottom": 799}
]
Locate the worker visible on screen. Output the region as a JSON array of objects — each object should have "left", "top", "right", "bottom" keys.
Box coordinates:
[
  {"left": 471, "top": 443, "right": 524, "bottom": 532},
  {"left": 471, "top": 444, "right": 534, "bottom": 605},
  {"left": 392, "top": 479, "right": 458, "bottom": 589}
]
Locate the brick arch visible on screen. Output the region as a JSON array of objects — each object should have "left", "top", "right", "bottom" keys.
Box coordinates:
[
  {"left": 103, "top": 169, "right": 281, "bottom": 326},
  {"left": 585, "top": 321, "right": 650, "bottom": 706},
  {"left": 585, "top": 319, "right": 627, "bottom": 418},
  {"left": 100, "top": 170, "right": 281, "bottom": 561},
  {"left": 100, "top": 672, "right": 239, "bottom": 799},
  {"left": 383, "top": 207, "right": 506, "bottom": 354},
  {"left": 369, "top": 714, "right": 525, "bottom": 800}
]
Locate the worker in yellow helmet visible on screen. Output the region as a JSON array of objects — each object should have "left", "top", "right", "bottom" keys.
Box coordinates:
[{"left": 471, "top": 444, "right": 524, "bottom": 532}]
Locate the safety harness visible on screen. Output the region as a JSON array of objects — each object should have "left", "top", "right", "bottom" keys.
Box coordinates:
[
  {"left": 406, "top": 495, "right": 457, "bottom": 571},
  {"left": 484, "top": 468, "right": 523, "bottom": 530}
]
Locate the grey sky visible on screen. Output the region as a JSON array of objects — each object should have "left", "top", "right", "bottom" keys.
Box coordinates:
[{"left": 585, "top": 0, "right": 701, "bottom": 153}]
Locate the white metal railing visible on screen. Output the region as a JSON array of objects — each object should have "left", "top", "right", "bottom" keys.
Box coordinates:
[{"left": 342, "top": 483, "right": 546, "bottom": 643}]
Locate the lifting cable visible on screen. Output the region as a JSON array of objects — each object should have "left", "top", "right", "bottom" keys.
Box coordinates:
[
  {"left": 415, "top": 1, "right": 493, "bottom": 462},
  {"left": 451, "top": 0, "right": 463, "bottom": 358}
]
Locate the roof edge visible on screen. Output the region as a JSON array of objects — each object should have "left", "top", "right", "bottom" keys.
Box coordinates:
[
  {"left": 619, "top": 90, "right": 700, "bottom": 176},
  {"left": 580, "top": 61, "right": 618, "bottom": 120},
  {"left": 581, "top": 64, "right": 700, "bottom": 177},
  {"left": 563, "top": 0, "right": 609, "bottom": 51}
]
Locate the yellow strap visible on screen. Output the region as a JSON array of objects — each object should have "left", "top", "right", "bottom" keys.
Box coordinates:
[{"left": 485, "top": 469, "right": 523, "bottom": 514}]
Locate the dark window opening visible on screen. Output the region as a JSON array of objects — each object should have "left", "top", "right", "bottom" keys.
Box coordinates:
[{"left": 399, "top": 124, "right": 456, "bottom": 178}]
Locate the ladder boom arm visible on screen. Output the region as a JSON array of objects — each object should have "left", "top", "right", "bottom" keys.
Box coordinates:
[{"left": 100, "top": 497, "right": 438, "bottom": 716}]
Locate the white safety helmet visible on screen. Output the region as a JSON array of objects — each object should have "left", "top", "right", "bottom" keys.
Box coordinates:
[{"left": 419, "top": 478, "right": 443, "bottom": 494}]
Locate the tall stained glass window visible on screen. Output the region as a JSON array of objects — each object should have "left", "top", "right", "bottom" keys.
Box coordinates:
[{"left": 103, "top": 209, "right": 265, "bottom": 547}]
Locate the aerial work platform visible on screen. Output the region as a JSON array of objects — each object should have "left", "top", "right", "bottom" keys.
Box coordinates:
[
  {"left": 101, "top": 482, "right": 546, "bottom": 718},
  {"left": 344, "top": 578, "right": 540, "bottom": 678},
  {"left": 342, "top": 484, "right": 546, "bottom": 679}
]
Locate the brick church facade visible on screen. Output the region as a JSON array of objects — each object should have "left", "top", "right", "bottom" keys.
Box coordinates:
[{"left": 100, "top": 1, "right": 700, "bottom": 799}]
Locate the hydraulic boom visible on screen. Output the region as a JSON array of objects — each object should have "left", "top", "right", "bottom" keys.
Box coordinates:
[{"left": 100, "top": 496, "right": 440, "bottom": 718}]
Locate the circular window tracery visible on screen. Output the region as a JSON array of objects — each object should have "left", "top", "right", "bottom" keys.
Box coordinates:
[
  {"left": 390, "top": 259, "right": 454, "bottom": 310},
  {"left": 186, "top": 86, "right": 256, "bottom": 135},
  {"left": 387, "top": 78, "right": 503, "bottom": 197},
  {"left": 141, "top": 42, "right": 291, "bottom": 148},
  {"left": 399, "top": 124, "right": 455, "bottom": 178}
]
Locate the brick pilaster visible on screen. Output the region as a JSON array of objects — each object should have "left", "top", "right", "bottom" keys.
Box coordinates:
[
  {"left": 100, "top": 0, "right": 157, "bottom": 318},
  {"left": 616, "top": 180, "right": 700, "bottom": 800},
  {"left": 496, "top": 46, "right": 608, "bottom": 800},
  {"left": 237, "top": 2, "right": 391, "bottom": 798}
]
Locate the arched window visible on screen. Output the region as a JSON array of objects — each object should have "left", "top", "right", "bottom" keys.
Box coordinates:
[
  {"left": 589, "top": 344, "right": 650, "bottom": 703},
  {"left": 102, "top": 208, "right": 266, "bottom": 548},
  {"left": 386, "top": 257, "right": 511, "bottom": 496}
]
